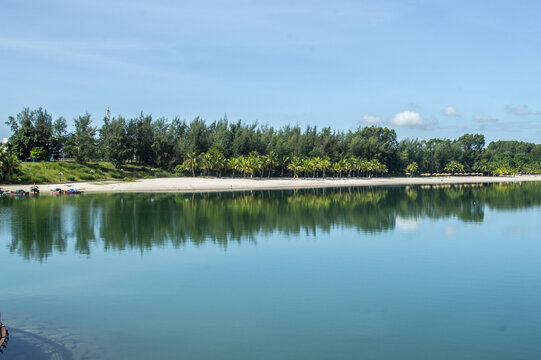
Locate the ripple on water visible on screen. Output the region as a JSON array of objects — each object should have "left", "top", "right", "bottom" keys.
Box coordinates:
[{"left": 1, "top": 321, "right": 102, "bottom": 360}]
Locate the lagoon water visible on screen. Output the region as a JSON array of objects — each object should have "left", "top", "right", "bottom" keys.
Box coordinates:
[{"left": 1, "top": 183, "right": 541, "bottom": 359}]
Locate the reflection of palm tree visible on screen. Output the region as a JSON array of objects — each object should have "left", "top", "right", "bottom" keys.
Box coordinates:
[{"left": 11, "top": 184, "right": 541, "bottom": 260}]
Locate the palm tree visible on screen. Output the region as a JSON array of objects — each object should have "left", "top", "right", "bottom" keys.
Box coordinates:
[
  {"left": 279, "top": 155, "right": 290, "bottom": 177},
  {"left": 0, "top": 152, "right": 20, "bottom": 183},
  {"left": 301, "top": 157, "right": 314, "bottom": 178},
  {"left": 229, "top": 157, "right": 240, "bottom": 177},
  {"left": 346, "top": 156, "right": 356, "bottom": 177},
  {"left": 213, "top": 152, "right": 226, "bottom": 177},
  {"left": 312, "top": 156, "right": 322, "bottom": 177},
  {"left": 198, "top": 152, "right": 212, "bottom": 176},
  {"left": 376, "top": 162, "right": 388, "bottom": 177},
  {"left": 444, "top": 160, "right": 465, "bottom": 174},
  {"left": 183, "top": 152, "right": 198, "bottom": 177},
  {"left": 248, "top": 152, "right": 262, "bottom": 177},
  {"left": 405, "top": 162, "right": 418, "bottom": 177},
  {"left": 287, "top": 156, "right": 302, "bottom": 178},
  {"left": 338, "top": 158, "right": 348, "bottom": 177},
  {"left": 263, "top": 151, "right": 278, "bottom": 178},
  {"left": 331, "top": 162, "right": 341, "bottom": 178},
  {"left": 320, "top": 157, "right": 331, "bottom": 178},
  {"left": 473, "top": 160, "right": 489, "bottom": 176}
]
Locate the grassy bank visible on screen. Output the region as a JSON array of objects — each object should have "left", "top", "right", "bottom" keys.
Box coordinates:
[{"left": 11, "top": 162, "right": 173, "bottom": 184}]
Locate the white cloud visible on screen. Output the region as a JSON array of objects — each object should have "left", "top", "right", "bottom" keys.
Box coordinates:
[
  {"left": 473, "top": 114, "right": 497, "bottom": 123},
  {"left": 443, "top": 106, "right": 461, "bottom": 117},
  {"left": 361, "top": 115, "right": 382, "bottom": 124},
  {"left": 390, "top": 110, "right": 426, "bottom": 127}
]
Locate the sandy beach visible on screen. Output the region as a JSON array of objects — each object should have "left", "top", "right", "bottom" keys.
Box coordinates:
[{"left": 2, "top": 175, "right": 540, "bottom": 194}]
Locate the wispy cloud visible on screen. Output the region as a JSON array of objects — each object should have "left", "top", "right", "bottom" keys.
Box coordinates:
[
  {"left": 473, "top": 114, "right": 497, "bottom": 123},
  {"left": 443, "top": 106, "right": 461, "bottom": 117},
  {"left": 361, "top": 115, "right": 382, "bottom": 124},
  {"left": 505, "top": 105, "right": 541, "bottom": 116},
  {"left": 0, "top": 36, "right": 184, "bottom": 79}
]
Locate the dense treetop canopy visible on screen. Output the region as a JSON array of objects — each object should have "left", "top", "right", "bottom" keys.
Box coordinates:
[{"left": 4, "top": 108, "right": 541, "bottom": 177}]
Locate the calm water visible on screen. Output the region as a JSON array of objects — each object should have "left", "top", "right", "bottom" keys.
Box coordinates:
[{"left": 1, "top": 183, "right": 541, "bottom": 359}]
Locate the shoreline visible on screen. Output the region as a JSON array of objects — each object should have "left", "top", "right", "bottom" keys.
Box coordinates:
[{"left": 1, "top": 175, "right": 541, "bottom": 194}]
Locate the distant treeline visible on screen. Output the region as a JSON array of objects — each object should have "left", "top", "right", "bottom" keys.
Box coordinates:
[{"left": 4, "top": 107, "right": 541, "bottom": 177}]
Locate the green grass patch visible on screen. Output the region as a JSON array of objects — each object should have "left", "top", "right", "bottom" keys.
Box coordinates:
[{"left": 10, "top": 161, "right": 174, "bottom": 184}]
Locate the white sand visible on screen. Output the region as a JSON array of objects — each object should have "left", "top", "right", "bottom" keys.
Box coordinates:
[{"left": 2, "top": 175, "right": 541, "bottom": 194}]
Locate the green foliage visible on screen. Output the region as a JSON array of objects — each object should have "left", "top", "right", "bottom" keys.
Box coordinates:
[
  {"left": 101, "top": 117, "right": 130, "bottom": 168},
  {"left": 5, "top": 107, "right": 541, "bottom": 178},
  {"left": 444, "top": 160, "right": 465, "bottom": 173},
  {"left": 30, "top": 146, "right": 48, "bottom": 161},
  {"left": 6, "top": 107, "right": 54, "bottom": 159},
  {"left": 9, "top": 161, "right": 174, "bottom": 184},
  {"left": 0, "top": 144, "right": 20, "bottom": 182},
  {"left": 70, "top": 113, "right": 97, "bottom": 163},
  {"left": 405, "top": 162, "right": 418, "bottom": 176}
]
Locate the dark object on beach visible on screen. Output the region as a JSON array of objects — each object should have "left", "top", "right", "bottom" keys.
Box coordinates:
[
  {"left": 65, "top": 188, "right": 83, "bottom": 195},
  {"left": 50, "top": 188, "right": 64, "bottom": 195},
  {"left": 10, "top": 189, "right": 28, "bottom": 197},
  {"left": 30, "top": 186, "right": 40, "bottom": 195}
]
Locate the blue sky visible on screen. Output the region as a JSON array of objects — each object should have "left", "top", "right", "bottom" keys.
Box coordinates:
[{"left": 1, "top": 0, "right": 540, "bottom": 143}]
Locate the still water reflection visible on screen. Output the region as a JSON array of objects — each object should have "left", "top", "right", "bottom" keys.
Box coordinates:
[
  {"left": 1, "top": 182, "right": 540, "bottom": 360},
  {"left": 3, "top": 183, "right": 541, "bottom": 261}
]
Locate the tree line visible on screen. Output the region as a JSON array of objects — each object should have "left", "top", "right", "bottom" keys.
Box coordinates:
[{"left": 3, "top": 107, "right": 541, "bottom": 180}]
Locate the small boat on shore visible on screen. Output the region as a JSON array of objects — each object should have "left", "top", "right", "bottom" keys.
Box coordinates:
[
  {"left": 65, "top": 188, "right": 83, "bottom": 195},
  {"left": 50, "top": 188, "right": 64, "bottom": 195},
  {"left": 10, "top": 189, "right": 29, "bottom": 197}
]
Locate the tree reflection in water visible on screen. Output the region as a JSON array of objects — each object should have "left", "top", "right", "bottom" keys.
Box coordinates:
[{"left": 4, "top": 182, "right": 541, "bottom": 261}]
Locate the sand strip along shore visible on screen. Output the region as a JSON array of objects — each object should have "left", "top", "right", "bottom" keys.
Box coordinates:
[{"left": 1, "top": 175, "right": 540, "bottom": 194}]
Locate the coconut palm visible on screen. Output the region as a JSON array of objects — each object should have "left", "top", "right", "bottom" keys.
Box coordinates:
[
  {"left": 198, "top": 152, "right": 212, "bottom": 176},
  {"left": 263, "top": 151, "right": 278, "bottom": 178},
  {"left": 287, "top": 156, "right": 302, "bottom": 178},
  {"left": 444, "top": 160, "right": 465, "bottom": 174},
  {"left": 182, "top": 152, "right": 198, "bottom": 177},
  {"left": 279, "top": 155, "right": 290, "bottom": 177},
  {"left": 473, "top": 160, "right": 490, "bottom": 176},
  {"left": 212, "top": 151, "right": 226, "bottom": 177},
  {"left": 320, "top": 157, "right": 331, "bottom": 178},
  {"left": 405, "top": 162, "right": 418, "bottom": 177},
  {"left": 337, "top": 158, "right": 348, "bottom": 177}
]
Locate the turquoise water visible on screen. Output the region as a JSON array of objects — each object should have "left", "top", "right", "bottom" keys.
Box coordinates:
[{"left": 1, "top": 183, "right": 541, "bottom": 359}]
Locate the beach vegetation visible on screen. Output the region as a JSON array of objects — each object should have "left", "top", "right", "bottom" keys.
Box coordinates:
[{"left": 3, "top": 107, "right": 541, "bottom": 183}]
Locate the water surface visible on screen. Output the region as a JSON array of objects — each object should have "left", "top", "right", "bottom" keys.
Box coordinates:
[{"left": 1, "top": 183, "right": 541, "bottom": 359}]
